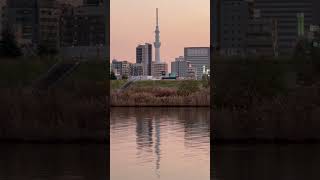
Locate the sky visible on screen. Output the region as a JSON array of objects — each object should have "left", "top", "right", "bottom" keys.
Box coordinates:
[{"left": 110, "top": 0, "right": 210, "bottom": 65}]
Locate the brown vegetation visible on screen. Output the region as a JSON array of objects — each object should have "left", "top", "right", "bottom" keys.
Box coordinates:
[
  {"left": 0, "top": 58, "right": 108, "bottom": 142},
  {"left": 111, "top": 86, "right": 210, "bottom": 106},
  {"left": 0, "top": 86, "right": 107, "bottom": 142},
  {"left": 212, "top": 58, "right": 320, "bottom": 142}
]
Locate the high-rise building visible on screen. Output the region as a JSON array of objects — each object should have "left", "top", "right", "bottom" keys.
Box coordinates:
[
  {"left": 313, "top": 0, "right": 320, "bottom": 25},
  {"left": 2, "top": 0, "right": 61, "bottom": 53},
  {"left": 247, "top": 18, "right": 278, "bottom": 57},
  {"left": 136, "top": 43, "right": 152, "bottom": 76},
  {"left": 60, "top": 1, "right": 106, "bottom": 58},
  {"left": 171, "top": 56, "right": 190, "bottom": 77},
  {"left": 72, "top": 4, "right": 105, "bottom": 46},
  {"left": 212, "top": 0, "right": 249, "bottom": 56},
  {"left": 254, "top": 0, "right": 313, "bottom": 55},
  {"left": 184, "top": 47, "right": 210, "bottom": 80}
]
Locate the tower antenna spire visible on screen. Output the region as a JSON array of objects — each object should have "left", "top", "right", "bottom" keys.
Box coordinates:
[
  {"left": 154, "top": 8, "right": 161, "bottom": 63},
  {"left": 156, "top": 8, "right": 159, "bottom": 26}
]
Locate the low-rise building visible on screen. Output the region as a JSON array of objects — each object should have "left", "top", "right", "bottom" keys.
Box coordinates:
[
  {"left": 121, "top": 61, "right": 131, "bottom": 77},
  {"left": 171, "top": 56, "right": 190, "bottom": 78},
  {"left": 152, "top": 62, "right": 168, "bottom": 78},
  {"left": 130, "top": 63, "right": 144, "bottom": 76},
  {"left": 38, "top": 0, "right": 61, "bottom": 51},
  {"left": 186, "top": 66, "right": 197, "bottom": 80},
  {"left": 184, "top": 47, "right": 210, "bottom": 80}
]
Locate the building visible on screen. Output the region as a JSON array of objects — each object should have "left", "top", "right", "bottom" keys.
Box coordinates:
[
  {"left": 111, "top": 59, "right": 122, "bottom": 75},
  {"left": 247, "top": 18, "right": 278, "bottom": 57},
  {"left": 313, "top": 0, "right": 320, "bottom": 25},
  {"left": 308, "top": 25, "right": 320, "bottom": 43},
  {"left": 212, "top": 0, "right": 250, "bottom": 56},
  {"left": 152, "top": 62, "right": 168, "bottom": 78},
  {"left": 59, "top": 1, "right": 107, "bottom": 58},
  {"left": 1, "top": 0, "right": 61, "bottom": 53},
  {"left": 0, "top": 2, "right": 4, "bottom": 40},
  {"left": 59, "top": 3, "right": 74, "bottom": 47},
  {"left": 121, "top": 61, "right": 131, "bottom": 77},
  {"left": 255, "top": 0, "right": 313, "bottom": 55},
  {"left": 38, "top": 0, "right": 61, "bottom": 51},
  {"left": 184, "top": 47, "right": 210, "bottom": 80},
  {"left": 111, "top": 59, "right": 131, "bottom": 77},
  {"left": 2, "top": 0, "right": 38, "bottom": 46},
  {"left": 186, "top": 66, "right": 197, "bottom": 80},
  {"left": 171, "top": 56, "right": 190, "bottom": 77},
  {"left": 136, "top": 43, "right": 152, "bottom": 76},
  {"left": 131, "top": 63, "right": 144, "bottom": 76}
]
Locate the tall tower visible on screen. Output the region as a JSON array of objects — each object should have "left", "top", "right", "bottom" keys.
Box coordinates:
[{"left": 154, "top": 8, "right": 161, "bottom": 63}]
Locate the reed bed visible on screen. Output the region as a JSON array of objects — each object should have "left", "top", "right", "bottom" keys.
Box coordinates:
[
  {"left": 0, "top": 84, "right": 107, "bottom": 142},
  {"left": 111, "top": 86, "right": 210, "bottom": 106}
]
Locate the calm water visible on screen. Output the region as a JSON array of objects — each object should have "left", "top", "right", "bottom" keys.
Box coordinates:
[
  {"left": 213, "top": 144, "right": 320, "bottom": 180},
  {"left": 0, "top": 144, "right": 107, "bottom": 180},
  {"left": 1, "top": 108, "right": 320, "bottom": 180},
  {"left": 110, "top": 107, "right": 210, "bottom": 180}
]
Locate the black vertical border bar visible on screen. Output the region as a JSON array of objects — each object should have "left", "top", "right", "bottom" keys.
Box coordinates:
[
  {"left": 105, "top": 0, "right": 110, "bottom": 179},
  {"left": 210, "top": 0, "right": 212, "bottom": 178},
  {"left": 210, "top": 0, "right": 214, "bottom": 179}
]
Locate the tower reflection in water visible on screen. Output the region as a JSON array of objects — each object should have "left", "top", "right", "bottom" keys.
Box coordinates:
[
  {"left": 135, "top": 114, "right": 161, "bottom": 178},
  {"left": 111, "top": 107, "right": 209, "bottom": 180}
]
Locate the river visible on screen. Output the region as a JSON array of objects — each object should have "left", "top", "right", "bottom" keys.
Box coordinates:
[
  {"left": 0, "top": 107, "right": 318, "bottom": 180},
  {"left": 110, "top": 107, "right": 210, "bottom": 180}
]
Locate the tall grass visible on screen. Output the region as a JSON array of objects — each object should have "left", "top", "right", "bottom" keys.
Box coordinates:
[
  {"left": 212, "top": 57, "right": 320, "bottom": 142},
  {"left": 111, "top": 86, "right": 210, "bottom": 106},
  {"left": 0, "top": 58, "right": 108, "bottom": 142}
]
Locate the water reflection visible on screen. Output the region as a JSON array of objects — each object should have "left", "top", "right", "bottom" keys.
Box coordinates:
[{"left": 110, "top": 107, "right": 210, "bottom": 180}]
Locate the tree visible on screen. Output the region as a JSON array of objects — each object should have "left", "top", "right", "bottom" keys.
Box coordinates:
[
  {"left": 201, "top": 74, "right": 210, "bottom": 88},
  {"left": 110, "top": 71, "right": 117, "bottom": 80},
  {"left": 0, "top": 29, "right": 22, "bottom": 58},
  {"left": 122, "top": 74, "right": 128, "bottom": 80}
]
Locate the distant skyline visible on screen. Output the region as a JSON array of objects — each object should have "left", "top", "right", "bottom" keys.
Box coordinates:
[{"left": 111, "top": 0, "right": 210, "bottom": 65}]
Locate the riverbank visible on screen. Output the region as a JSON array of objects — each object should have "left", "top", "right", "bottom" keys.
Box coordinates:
[
  {"left": 111, "top": 80, "right": 210, "bottom": 106},
  {"left": 212, "top": 58, "right": 320, "bottom": 143}
]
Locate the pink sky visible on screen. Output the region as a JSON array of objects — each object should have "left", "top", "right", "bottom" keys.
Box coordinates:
[{"left": 110, "top": 0, "right": 210, "bottom": 65}]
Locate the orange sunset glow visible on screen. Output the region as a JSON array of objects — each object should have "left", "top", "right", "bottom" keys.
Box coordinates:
[{"left": 110, "top": 0, "right": 210, "bottom": 65}]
